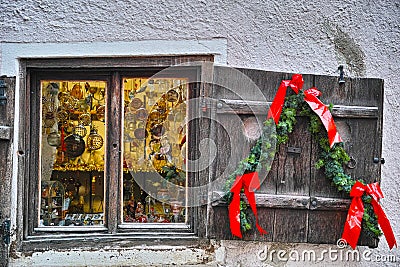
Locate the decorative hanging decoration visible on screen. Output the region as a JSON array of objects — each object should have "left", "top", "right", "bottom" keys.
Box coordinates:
[
  {"left": 87, "top": 127, "right": 104, "bottom": 151},
  {"left": 229, "top": 172, "right": 267, "bottom": 238},
  {"left": 223, "top": 74, "right": 396, "bottom": 249},
  {"left": 342, "top": 181, "right": 397, "bottom": 249}
]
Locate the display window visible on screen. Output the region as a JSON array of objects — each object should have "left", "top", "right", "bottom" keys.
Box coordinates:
[
  {"left": 30, "top": 60, "right": 204, "bottom": 234},
  {"left": 40, "top": 80, "right": 107, "bottom": 227},
  {"left": 122, "top": 78, "right": 188, "bottom": 224}
]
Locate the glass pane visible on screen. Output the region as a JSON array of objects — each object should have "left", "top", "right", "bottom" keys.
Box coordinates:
[
  {"left": 122, "top": 78, "right": 187, "bottom": 223},
  {"left": 40, "top": 81, "right": 106, "bottom": 227}
]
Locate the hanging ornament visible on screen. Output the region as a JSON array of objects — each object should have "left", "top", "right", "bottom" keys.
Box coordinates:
[
  {"left": 87, "top": 128, "right": 104, "bottom": 151},
  {"left": 96, "top": 105, "right": 106, "bottom": 122},
  {"left": 73, "top": 124, "right": 87, "bottom": 137},
  {"left": 79, "top": 113, "right": 92, "bottom": 126},
  {"left": 56, "top": 109, "right": 69, "bottom": 122},
  {"left": 47, "top": 131, "right": 61, "bottom": 147},
  {"left": 64, "top": 134, "right": 85, "bottom": 158},
  {"left": 70, "top": 84, "right": 83, "bottom": 99},
  {"left": 43, "top": 112, "right": 56, "bottom": 128}
]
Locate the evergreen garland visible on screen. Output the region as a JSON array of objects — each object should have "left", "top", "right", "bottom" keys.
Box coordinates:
[{"left": 223, "top": 90, "right": 382, "bottom": 239}]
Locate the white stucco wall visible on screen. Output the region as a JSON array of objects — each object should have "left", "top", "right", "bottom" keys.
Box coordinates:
[{"left": 1, "top": 0, "right": 399, "bottom": 266}]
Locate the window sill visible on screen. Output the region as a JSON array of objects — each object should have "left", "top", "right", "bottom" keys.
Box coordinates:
[
  {"left": 34, "top": 226, "right": 108, "bottom": 232},
  {"left": 118, "top": 223, "right": 190, "bottom": 229},
  {"left": 22, "top": 231, "right": 202, "bottom": 252}
]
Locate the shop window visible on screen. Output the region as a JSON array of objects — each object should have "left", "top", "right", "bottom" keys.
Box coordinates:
[
  {"left": 20, "top": 56, "right": 212, "bottom": 243},
  {"left": 40, "top": 80, "right": 107, "bottom": 227},
  {"left": 38, "top": 76, "right": 190, "bottom": 228},
  {"left": 122, "top": 78, "right": 188, "bottom": 224}
]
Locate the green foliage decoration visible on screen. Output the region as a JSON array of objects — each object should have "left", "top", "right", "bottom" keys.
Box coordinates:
[{"left": 224, "top": 89, "right": 382, "bottom": 240}]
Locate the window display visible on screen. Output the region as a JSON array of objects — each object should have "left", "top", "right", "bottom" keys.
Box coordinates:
[
  {"left": 122, "top": 78, "right": 187, "bottom": 223},
  {"left": 40, "top": 81, "right": 106, "bottom": 227}
]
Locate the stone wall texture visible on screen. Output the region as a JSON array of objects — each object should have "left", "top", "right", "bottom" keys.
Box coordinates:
[{"left": 1, "top": 0, "right": 399, "bottom": 266}]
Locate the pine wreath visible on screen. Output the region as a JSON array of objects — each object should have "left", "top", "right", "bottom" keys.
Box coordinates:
[{"left": 223, "top": 80, "right": 382, "bottom": 241}]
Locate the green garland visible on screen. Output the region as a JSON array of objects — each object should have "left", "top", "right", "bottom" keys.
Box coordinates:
[{"left": 223, "top": 90, "right": 382, "bottom": 239}]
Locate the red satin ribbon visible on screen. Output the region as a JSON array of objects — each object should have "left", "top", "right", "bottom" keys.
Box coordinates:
[
  {"left": 304, "top": 88, "right": 342, "bottom": 147},
  {"left": 342, "top": 181, "right": 397, "bottom": 249},
  {"left": 267, "top": 74, "right": 304, "bottom": 124},
  {"left": 229, "top": 172, "right": 267, "bottom": 238},
  {"left": 267, "top": 74, "right": 342, "bottom": 147}
]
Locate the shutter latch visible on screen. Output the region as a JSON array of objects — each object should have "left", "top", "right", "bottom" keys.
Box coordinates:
[{"left": 287, "top": 146, "right": 301, "bottom": 154}]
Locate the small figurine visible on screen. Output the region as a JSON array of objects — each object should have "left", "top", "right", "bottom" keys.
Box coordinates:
[
  {"left": 124, "top": 198, "right": 136, "bottom": 222},
  {"left": 135, "top": 202, "right": 148, "bottom": 223}
]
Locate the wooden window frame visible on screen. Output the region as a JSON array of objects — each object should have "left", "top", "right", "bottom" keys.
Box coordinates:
[{"left": 17, "top": 56, "right": 213, "bottom": 251}]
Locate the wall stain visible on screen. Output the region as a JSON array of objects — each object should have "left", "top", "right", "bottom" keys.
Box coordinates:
[{"left": 324, "top": 21, "right": 366, "bottom": 77}]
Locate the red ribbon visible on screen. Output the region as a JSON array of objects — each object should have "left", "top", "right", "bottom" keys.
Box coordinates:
[
  {"left": 342, "top": 181, "right": 397, "bottom": 249},
  {"left": 267, "top": 74, "right": 342, "bottom": 147},
  {"left": 267, "top": 74, "right": 304, "bottom": 124},
  {"left": 229, "top": 172, "right": 267, "bottom": 238},
  {"left": 303, "top": 88, "right": 342, "bottom": 147},
  {"left": 60, "top": 127, "right": 66, "bottom": 152}
]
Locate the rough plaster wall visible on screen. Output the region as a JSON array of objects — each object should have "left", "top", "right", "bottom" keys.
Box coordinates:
[{"left": 1, "top": 0, "right": 399, "bottom": 266}]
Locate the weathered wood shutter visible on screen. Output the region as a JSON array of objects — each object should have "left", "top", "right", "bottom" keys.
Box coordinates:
[
  {"left": 0, "top": 76, "right": 15, "bottom": 266},
  {"left": 208, "top": 69, "right": 383, "bottom": 247}
]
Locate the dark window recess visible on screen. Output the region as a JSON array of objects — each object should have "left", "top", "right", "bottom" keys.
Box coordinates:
[{"left": 209, "top": 69, "right": 383, "bottom": 247}]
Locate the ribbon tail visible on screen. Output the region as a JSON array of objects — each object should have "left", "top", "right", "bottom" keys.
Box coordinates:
[
  {"left": 243, "top": 173, "right": 267, "bottom": 235},
  {"left": 245, "top": 188, "right": 267, "bottom": 235},
  {"left": 229, "top": 176, "right": 243, "bottom": 238},
  {"left": 342, "top": 196, "right": 364, "bottom": 249},
  {"left": 267, "top": 81, "right": 289, "bottom": 124},
  {"left": 371, "top": 199, "right": 397, "bottom": 249},
  {"left": 304, "top": 88, "right": 342, "bottom": 147}
]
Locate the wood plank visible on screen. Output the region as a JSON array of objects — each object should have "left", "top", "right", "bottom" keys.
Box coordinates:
[
  {"left": 277, "top": 117, "right": 311, "bottom": 196},
  {"left": 216, "top": 99, "right": 378, "bottom": 118},
  {"left": 0, "top": 77, "right": 15, "bottom": 266},
  {"left": 273, "top": 209, "right": 308, "bottom": 242},
  {"left": 24, "top": 55, "right": 214, "bottom": 69},
  {"left": 341, "top": 118, "right": 381, "bottom": 184},
  {"left": 314, "top": 75, "right": 383, "bottom": 107},
  {"left": 308, "top": 211, "right": 347, "bottom": 244},
  {"left": 241, "top": 208, "right": 274, "bottom": 241},
  {"left": 213, "top": 194, "right": 351, "bottom": 211},
  {"left": 235, "top": 69, "right": 290, "bottom": 101},
  {"left": 21, "top": 234, "right": 201, "bottom": 252},
  {"left": 331, "top": 105, "right": 378, "bottom": 118},
  {"left": 27, "top": 74, "right": 40, "bottom": 234},
  {"left": 106, "top": 72, "right": 121, "bottom": 234}
]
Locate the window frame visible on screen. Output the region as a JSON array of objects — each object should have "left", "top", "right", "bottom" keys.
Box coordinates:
[{"left": 18, "top": 56, "right": 213, "bottom": 250}]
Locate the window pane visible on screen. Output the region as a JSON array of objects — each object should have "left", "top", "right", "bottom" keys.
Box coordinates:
[
  {"left": 122, "top": 78, "right": 187, "bottom": 223},
  {"left": 40, "top": 81, "right": 106, "bottom": 227}
]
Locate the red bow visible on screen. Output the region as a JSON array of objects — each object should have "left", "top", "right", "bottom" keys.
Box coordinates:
[
  {"left": 303, "top": 88, "right": 342, "bottom": 147},
  {"left": 267, "top": 74, "right": 342, "bottom": 147},
  {"left": 342, "top": 181, "right": 397, "bottom": 249},
  {"left": 267, "top": 74, "right": 304, "bottom": 124},
  {"left": 229, "top": 172, "right": 267, "bottom": 238}
]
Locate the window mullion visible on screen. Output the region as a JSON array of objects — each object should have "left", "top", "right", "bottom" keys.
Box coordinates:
[{"left": 106, "top": 71, "right": 122, "bottom": 234}]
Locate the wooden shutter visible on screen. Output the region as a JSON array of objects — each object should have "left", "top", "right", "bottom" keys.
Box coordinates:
[
  {"left": 208, "top": 69, "right": 383, "bottom": 247},
  {"left": 0, "top": 76, "right": 15, "bottom": 266}
]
